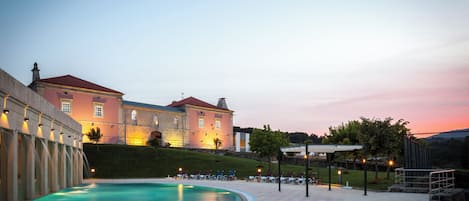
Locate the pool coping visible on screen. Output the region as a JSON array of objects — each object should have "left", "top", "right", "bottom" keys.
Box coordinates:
[{"left": 84, "top": 178, "right": 255, "bottom": 201}]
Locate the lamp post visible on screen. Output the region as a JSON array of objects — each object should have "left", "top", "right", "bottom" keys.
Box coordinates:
[
  {"left": 337, "top": 168, "right": 342, "bottom": 185},
  {"left": 305, "top": 143, "right": 309, "bottom": 197},
  {"left": 256, "top": 165, "right": 262, "bottom": 182},
  {"left": 178, "top": 167, "right": 183, "bottom": 179},
  {"left": 90, "top": 168, "right": 96, "bottom": 178},
  {"left": 278, "top": 149, "right": 282, "bottom": 192},
  {"left": 327, "top": 153, "right": 333, "bottom": 191},
  {"left": 362, "top": 158, "right": 367, "bottom": 196},
  {"left": 387, "top": 159, "right": 394, "bottom": 179}
]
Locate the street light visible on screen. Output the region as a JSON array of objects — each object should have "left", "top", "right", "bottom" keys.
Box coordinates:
[
  {"left": 337, "top": 169, "right": 342, "bottom": 185},
  {"left": 362, "top": 158, "right": 367, "bottom": 196},
  {"left": 256, "top": 165, "right": 263, "bottom": 182},
  {"left": 387, "top": 159, "right": 394, "bottom": 179}
]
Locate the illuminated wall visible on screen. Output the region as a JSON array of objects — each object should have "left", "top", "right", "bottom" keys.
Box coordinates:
[
  {"left": 122, "top": 102, "right": 187, "bottom": 147},
  {"left": 35, "top": 84, "right": 123, "bottom": 144},
  {"left": 185, "top": 106, "right": 233, "bottom": 149}
]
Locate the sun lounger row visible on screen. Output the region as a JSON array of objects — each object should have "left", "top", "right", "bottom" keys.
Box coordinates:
[
  {"left": 246, "top": 173, "right": 318, "bottom": 185},
  {"left": 176, "top": 170, "right": 237, "bottom": 181}
]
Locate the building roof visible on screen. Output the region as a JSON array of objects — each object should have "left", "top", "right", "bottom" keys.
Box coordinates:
[
  {"left": 234, "top": 126, "right": 254, "bottom": 134},
  {"left": 38, "top": 74, "right": 123, "bottom": 94},
  {"left": 167, "top": 96, "right": 229, "bottom": 111},
  {"left": 281, "top": 145, "right": 363, "bottom": 154},
  {"left": 123, "top": 100, "right": 184, "bottom": 113}
]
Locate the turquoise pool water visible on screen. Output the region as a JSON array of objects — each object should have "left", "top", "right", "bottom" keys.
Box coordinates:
[{"left": 34, "top": 183, "right": 244, "bottom": 201}]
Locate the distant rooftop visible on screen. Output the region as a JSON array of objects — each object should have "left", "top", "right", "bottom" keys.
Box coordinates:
[
  {"left": 123, "top": 100, "right": 184, "bottom": 113},
  {"left": 167, "top": 96, "right": 229, "bottom": 111},
  {"left": 38, "top": 74, "right": 123, "bottom": 94}
]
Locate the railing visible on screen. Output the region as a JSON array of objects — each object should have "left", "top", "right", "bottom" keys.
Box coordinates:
[
  {"left": 395, "top": 168, "right": 435, "bottom": 193},
  {"left": 429, "top": 169, "right": 455, "bottom": 201},
  {"left": 394, "top": 168, "right": 456, "bottom": 201}
]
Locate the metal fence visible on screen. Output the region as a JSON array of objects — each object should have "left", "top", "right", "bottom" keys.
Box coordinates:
[
  {"left": 429, "top": 169, "right": 455, "bottom": 201},
  {"left": 394, "top": 168, "right": 456, "bottom": 201}
]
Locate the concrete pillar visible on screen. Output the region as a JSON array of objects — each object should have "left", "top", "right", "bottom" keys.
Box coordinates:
[
  {"left": 71, "top": 149, "right": 76, "bottom": 186},
  {"left": 50, "top": 142, "right": 58, "bottom": 192},
  {"left": 59, "top": 145, "right": 66, "bottom": 189},
  {"left": 40, "top": 139, "right": 48, "bottom": 195},
  {"left": 24, "top": 135, "right": 35, "bottom": 200},
  {"left": 78, "top": 150, "right": 83, "bottom": 184},
  {"left": 67, "top": 146, "right": 73, "bottom": 188},
  {"left": 6, "top": 129, "right": 18, "bottom": 201},
  {"left": 0, "top": 132, "right": 8, "bottom": 201}
]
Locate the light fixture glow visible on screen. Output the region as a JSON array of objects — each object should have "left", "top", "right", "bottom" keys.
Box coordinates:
[
  {"left": 24, "top": 117, "right": 29, "bottom": 122},
  {"left": 3, "top": 109, "right": 9, "bottom": 114},
  {"left": 38, "top": 123, "right": 43, "bottom": 128},
  {"left": 388, "top": 160, "right": 394, "bottom": 166}
]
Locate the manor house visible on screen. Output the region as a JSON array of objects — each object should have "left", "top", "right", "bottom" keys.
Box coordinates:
[{"left": 28, "top": 63, "right": 234, "bottom": 149}]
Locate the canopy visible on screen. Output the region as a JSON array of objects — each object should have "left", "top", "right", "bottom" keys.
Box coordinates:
[{"left": 281, "top": 145, "right": 363, "bottom": 154}]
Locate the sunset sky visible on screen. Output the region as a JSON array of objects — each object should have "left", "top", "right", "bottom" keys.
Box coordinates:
[{"left": 1, "top": 1, "right": 468, "bottom": 136}]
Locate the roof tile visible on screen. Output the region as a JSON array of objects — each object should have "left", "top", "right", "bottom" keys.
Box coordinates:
[
  {"left": 38, "top": 75, "right": 123, "bottom": 94},
  {"left": 167, "top": 96, "right": 228, "bottom": 111}
]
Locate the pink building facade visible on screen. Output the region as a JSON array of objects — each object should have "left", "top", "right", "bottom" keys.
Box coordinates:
[
  {"left": 168, "top": 97, "right": 233, "bottom": 149},
  {"left": 30, "top": 64, "right": 124, "bottom": 144},
  {"left": 29, "top": 64, "right": 234, "bottom": 149}
]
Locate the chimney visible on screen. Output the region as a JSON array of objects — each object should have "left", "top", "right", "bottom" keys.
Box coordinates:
[
  {"left": 31, "top": 62, "right": 40, "bottom": 82},
  {"left": 217, "top": 98, "right": 228, "bottom": 109}
]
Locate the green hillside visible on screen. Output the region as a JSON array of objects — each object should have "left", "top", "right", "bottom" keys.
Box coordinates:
[{"left": 83, "top": 144, "right": 393, "bottom": 190}]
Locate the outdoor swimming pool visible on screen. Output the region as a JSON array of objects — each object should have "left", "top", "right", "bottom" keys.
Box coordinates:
[{"left": 34, "top": 183, "right": 244, "bottom": 201}]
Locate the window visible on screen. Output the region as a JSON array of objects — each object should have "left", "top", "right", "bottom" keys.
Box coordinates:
[
  {"left": 174, "top": 117, "right": 179, "bottom": 128},
  {"left": 198, "top": 117, "right": 205, "bottom": 128},
  {"left": 131, "top": 110, "right": 137, "bottom": 120},
  {"left": 94, "top": 103, "right": 104, "bottom": 117},
  {"left": 131, "top": 110, "right": 137, "bottom": 125},
  {"left": 153, "top": 115, "right": 159, "bottom": 127},
  {"left": 61, "top": 100, "right": 71, "bottom": 114},
  {"left": 215, "top": 119, "right": 221, "bottom": 129}
]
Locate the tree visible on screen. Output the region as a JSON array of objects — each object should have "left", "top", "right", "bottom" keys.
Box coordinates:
[
  {"left": 87, "top": 127, "right": 103, "bottom": 144},
  {"left": 358, "top": 117, "right": 411, "bottom": 179},
  {"left": 213, "top": 138, "right": 222, "bottom": 150},
  {"left": 324, "top": 120, "right": 362, "bottom": 169},
  {"left": 249, "top": 125, "right": 289, "bottom": 172}
]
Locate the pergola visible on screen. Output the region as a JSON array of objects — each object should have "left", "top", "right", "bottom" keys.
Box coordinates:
[
  {"left": 280, "top": 144, "right": 364, "bottom": 197},
  {"left": 281, "top": 144, "right": 363, "bottom": 154}
]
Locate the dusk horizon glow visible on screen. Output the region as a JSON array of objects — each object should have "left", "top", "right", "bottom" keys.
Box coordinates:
[{"left": 1, "top": 1, "right": 468, "bottom": 136}]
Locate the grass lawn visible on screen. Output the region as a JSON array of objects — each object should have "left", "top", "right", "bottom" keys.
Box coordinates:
[{"left": 84, "top": 144, "right": 394, "bottom": 190}]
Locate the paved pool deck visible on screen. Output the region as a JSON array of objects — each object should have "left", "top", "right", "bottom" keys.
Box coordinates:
[{"left": 84, "top": 178, "right": 428, "bottom": 201}]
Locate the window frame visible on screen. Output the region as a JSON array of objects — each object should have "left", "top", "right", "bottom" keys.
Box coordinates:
[
  {"left": 215, "top": 119, "right": 221, "bottom": 129},
  {"left": 198, "top": 117, "right": 205, "bottom": 128},
  {"left": 93, "top": 103, "right": 104, "bottom": 118},
  {"left": 60, "top": 99, "right": 72, "bottom": 114}
]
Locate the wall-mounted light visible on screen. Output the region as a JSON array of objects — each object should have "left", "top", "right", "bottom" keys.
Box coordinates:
[
  {"left": 24, "top": 117, "right": 29, "bottom": 122},
  {"left": 38, "top": 123, "right": 43, "bottom": 128},
  {"left": 3, "top": 109, "right": 9, "bottom": 114},
  {"left": 51, "top": 128, "right": 55, "bottom": 131},
  {"left": 60, "top": 132, "right": 64, "bottom": 135}
]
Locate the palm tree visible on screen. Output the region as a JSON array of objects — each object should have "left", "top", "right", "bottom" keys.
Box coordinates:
[
  {"left": 213, "top": 138, "right": 222, "bottom": 150},
  {"left": 87, "top": 127, "right": 103, "bottom": 144}
]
